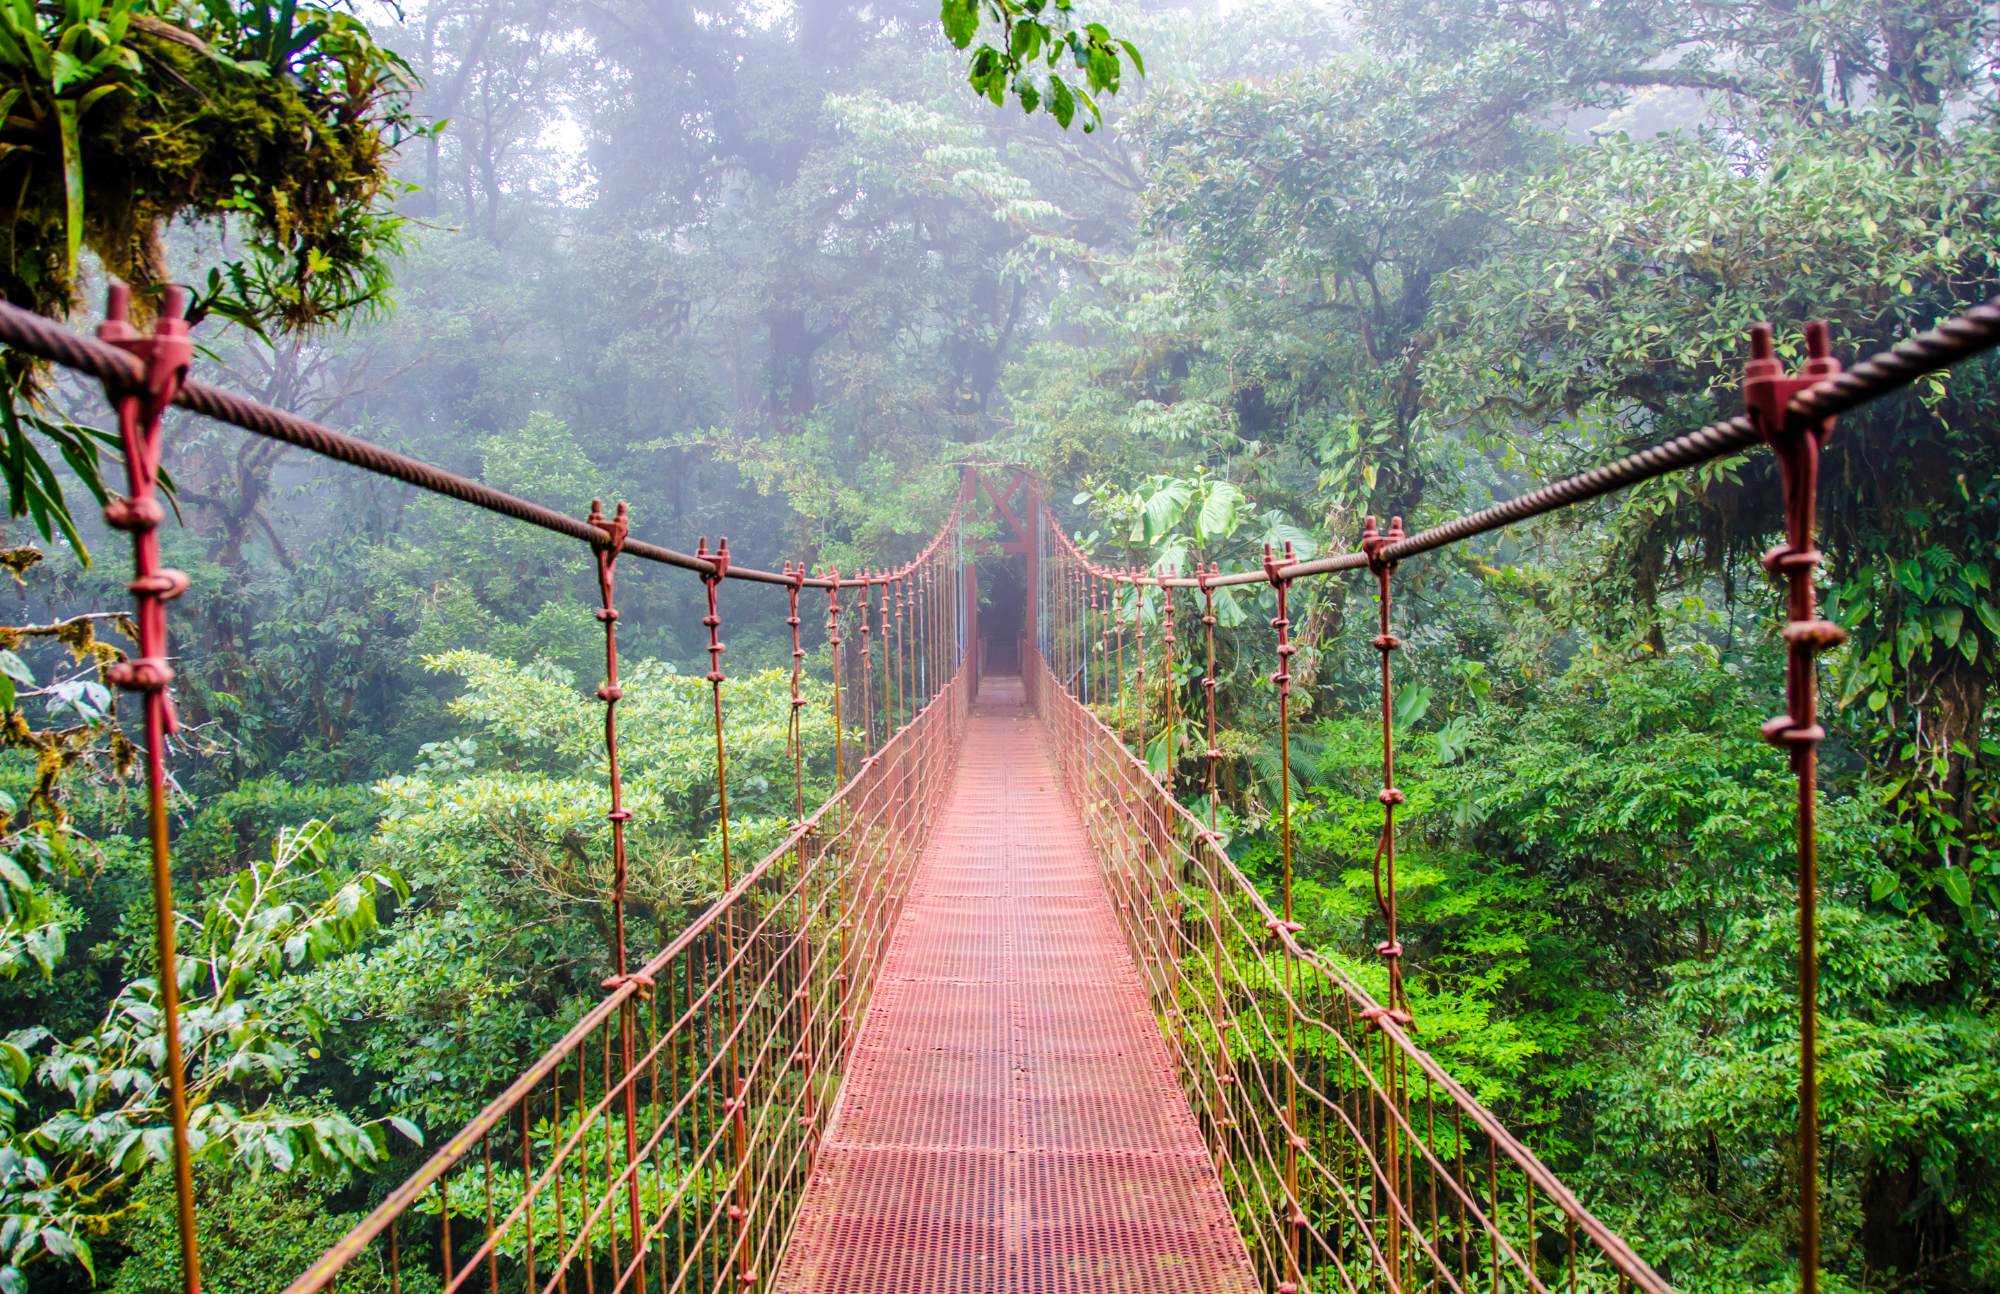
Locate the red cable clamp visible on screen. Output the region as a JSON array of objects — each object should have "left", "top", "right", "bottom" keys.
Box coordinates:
[
  {"left": 589, "top": 497, "right": 629, "bottom": 551},
  {"left": 699, "top": 533, "right": 731, "bottom": 584},
  {"left": 1264, "top": 917, "right": 1303, "bottom": 936},
  {"left": 105, "top": 656, "right": 176, "bottom": 692},
  {"left": 1361, "top": 514, "right": 1405, "bottom": 573},
  {"left": 1359, "top": 1003, "right": 1415, "bottom": 1029},
  {"left": 600, "top": 970, "right": 655, "bottom": 999},
  {"left": 1377, "top": 788, "right": 1406, "bottom": 806},
  {"left": 1261, "top": 541, "right": 1288, "bottom": 586}
]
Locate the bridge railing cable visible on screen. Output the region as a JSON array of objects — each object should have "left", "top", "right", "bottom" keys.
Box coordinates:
[
  {"left": 1027, "top": 641, "right": 1669, "bottom": 1294},
  {"left": 1024, "top": 300, "right": 2000, "bottom": 1294},
  {"left": 0, "top": 287, "right": 976, "bottom": 1294}
]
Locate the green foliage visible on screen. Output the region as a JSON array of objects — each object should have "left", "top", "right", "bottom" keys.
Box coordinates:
[
  {"left": 1, "top": 819, "right": 409, "bottom": 1287},
  {"left": 109, "top": 1165, "right": 426, "bottom": 1294},
  {"left": 939, "top": 0, "right": 1142, "bottom": 130},
  {"left": 0, "top": 0, "right": 414, "bottom": 322},
  {"left": 8, "top": 0, "right": 2000, "bottom": 1285},
  {"left": 0, "top": 0, "right": 418, "bottom": 559}
]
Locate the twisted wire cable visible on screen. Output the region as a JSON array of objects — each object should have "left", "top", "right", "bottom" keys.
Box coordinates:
[
  {"left": 0, "top": 301, "right": 940, "bottom": 589},
  {"left": 6, "top": 294, "right": 2000, "bottom": 586}
]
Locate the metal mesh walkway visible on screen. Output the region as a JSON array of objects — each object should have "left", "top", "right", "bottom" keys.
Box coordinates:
[{"left": 776, "top": 676, "right": 1258, "bottom": 1294}]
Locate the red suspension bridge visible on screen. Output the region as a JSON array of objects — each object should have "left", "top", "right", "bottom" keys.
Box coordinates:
[{"left": 2, "top": 293, "right": 1998, "bottom": 1294}]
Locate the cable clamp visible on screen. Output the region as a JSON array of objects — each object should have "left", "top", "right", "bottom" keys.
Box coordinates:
[
  {"left": 1760, "top": 715, "right": 1827, "bottom": 748},
  {"left": 103, "top": 496, "right": 166, "bottom": 533},
  {"left": 1361, "top": 515, "right": 1406, "bottom": 572},
  {"left": 105, "top": 656, "right": 174, "bottom": 692},
  {"left": 588, "top": 498, "right": 630, "bottom": 554},
  {"left": 1759, "top": 543, "right": 1825, "bottom": 576},
  {"left": 1262, "top": 541, "right": 1292, "bottom": 585},
  {"left": 1781, "top": 619, "right": 1848, "bottom": 651},
  {"left": 697, "top": 535, "right": 732, "bottom": 584},
  {"left": 128, "top": 569, "right": 190, "bottom": 601},
  {"left": 600, "top": 971, "right": 655, "bottom": 999},
  {"left": 1744, "top": 320, "right": 1840, "bottom": 445},
  {"left": 1359, "top": 1004, "right": 1415, "bottom": 1030}
]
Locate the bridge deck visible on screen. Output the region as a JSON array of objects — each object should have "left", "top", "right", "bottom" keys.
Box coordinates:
[{"left": 777, "top": 676, "right": 1257, "bottom": 1294}]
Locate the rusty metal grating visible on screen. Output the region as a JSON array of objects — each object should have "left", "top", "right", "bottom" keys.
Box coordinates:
[{"left": 776, "top": 676, "right": 1258, "bottom": 1293}]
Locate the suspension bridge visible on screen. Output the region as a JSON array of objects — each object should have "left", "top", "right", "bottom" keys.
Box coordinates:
[{"left": 2, "top": 294, "right": 1998, "bottom": 1294}]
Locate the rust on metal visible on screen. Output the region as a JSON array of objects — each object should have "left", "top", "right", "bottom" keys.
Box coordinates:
[
  {"left": 1744, "top": 319, "right": 1844, "bottom": 1294},
  {"left": 1360, "top": 515, "right": 1415, "bottom": 1033},
  {"left": 777, "top": 676, "right": 1257, "bottom": 1294},
  {"left": 97, "top": 284, "right": 200, "bottom": 1294}
]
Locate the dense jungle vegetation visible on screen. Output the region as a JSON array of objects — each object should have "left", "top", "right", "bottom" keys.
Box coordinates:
[{"left": 0, "top": 0, "right": 1996, "bottom": 1287}]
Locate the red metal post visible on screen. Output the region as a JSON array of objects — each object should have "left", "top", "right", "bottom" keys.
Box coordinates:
[
  {"left": 587, "top": 499, "right": 646, "bottom": 1290},
  {"left": 97, "top": 284, "right": 198, "bottom": 1294},
  {"left": 1744, "top": 321, "right": 1844, "bottom": 1294},
  {"left": 1025, "top": 479, "right": 1040, "bottom": 654},
  {"left": 696, "top": 536, "right": 751, "bottom": 1288},
  {"left": 1360, "top": 515, "right": 1415, "bottom": 1030},
  {"left": 826, "top": 569, "right": 844, "bottom": 785},
  {"left": 1262, "top": 541, "right": 1306, "bottom": 1290}
]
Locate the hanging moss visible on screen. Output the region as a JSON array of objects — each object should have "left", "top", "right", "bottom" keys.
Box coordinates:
[{"left": 0, "top": 4, "right": 414, "bottom": 329}]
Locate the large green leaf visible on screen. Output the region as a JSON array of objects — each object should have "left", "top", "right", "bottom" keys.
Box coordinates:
[
  {"left": 938, "top": 0, "right": 977, "bottom": 46},
  {"left": 1195, "top": 481, "right": 1243, "bottom": 542},
  {"left": 1136, "top": 479, "right": 1192, "bottom": 544}
]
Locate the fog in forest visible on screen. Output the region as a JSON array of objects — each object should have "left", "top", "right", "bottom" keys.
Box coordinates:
[{"left": 3, "top": 0, "right": 1998, "bottom": 1287}]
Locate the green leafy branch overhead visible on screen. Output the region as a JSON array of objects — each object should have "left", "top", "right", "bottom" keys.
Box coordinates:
[
  {"left": 0, "top": 0, "right": 421, "bottom": 562},
  {"left": 939, "top": 0, "right": 1142, "bottom": 131}
]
